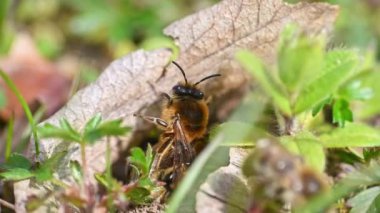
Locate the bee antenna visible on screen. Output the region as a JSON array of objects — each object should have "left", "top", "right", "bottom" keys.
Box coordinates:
[
  {"left": 172, "top": 61, "right": 188, "bottom": 85},
  {"left": 194, "top": 74, "right": 221, "bottom": 86}
]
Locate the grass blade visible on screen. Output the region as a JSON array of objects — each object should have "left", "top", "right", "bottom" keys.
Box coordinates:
[
  {"left": 5, "top": 114, "right": 14, "bottom": 161},
  {"left": 0, "top": 70, "right": 40, "bottom": 157}
]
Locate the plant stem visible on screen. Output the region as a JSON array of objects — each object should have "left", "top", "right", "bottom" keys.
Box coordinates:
[
  {"left": 0, "top": 70, "right": 40, "bottom": 157},
  {"left": 80, "top": 142, "right": 87, "bottom": 184},
  {"left": 50, "top": 178, "right": 70, "bottom": 188},
  {"left": 0, "top": 198, "right": 15, "bottom": 211},
  {"left": 5, "top": 114, "right": 14, "bottom": 161},
  {"left": 106, "top": 137, "right": 114, "bottom": 211}
]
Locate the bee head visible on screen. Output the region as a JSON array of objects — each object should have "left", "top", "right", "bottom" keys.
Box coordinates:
[
  {"left": 171, "top": 61, "right": 221, "bottom": 100},
  {"left": 172, "top": 84, "right": 204, "bottom": 100}
]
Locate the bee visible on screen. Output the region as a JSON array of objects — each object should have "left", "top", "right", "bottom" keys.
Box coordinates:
[{"left": 134, "top": 61, "right": 221, "bottom": 195}]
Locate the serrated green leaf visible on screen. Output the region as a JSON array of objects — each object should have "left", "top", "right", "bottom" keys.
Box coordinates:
[
  {"left": 236, "top": 50, "right": 291, "bottom": 115},
  {"left": 320, "top": 123, "right": 380, "bottom": 148},
  {"left": 280, "top": 132, "right": 325, "bottom": 172},
  {"left": 129, "top": 147, "right": 149, "bottom": 175},
  {"left": 0, "top": 168, "right": 35, "bottom": 181},
  {"left": 37, "top": 123, "right": 81, "bottom": 142},
  {"left": 332, "top": 99, "right": 353, "bottom": 127},
  {"left": 278, "top": 33, "right": 324, "bottom": 92},
  {"left": 59, "top": 118, "right": 81, "bottom": 140},
  {"left": 83, "top": 119, "right": 130, "bottom": 144},
  {"left": 348, "top": 187, "right": 380, "bottom": 213},
  {"left": 34, "top": 166, "right": 52, "bottom": 182},
  {"left": 126, "top": 187, "right": 152, "bottom": 205},
  {"left": 138, "top": 176, "right": 155, "bottom": 189},
  {"left": 33, "top": 151, "right": 67, "bottom": 182},
  {"left": 294, "top": 50, "right": 358, "bottom": 114},
  {"left": 1, "top": 153, "right": 31, "bottom": 170},
  {"left": 84, "top": 113, "right": 102, "bottom": 133}
]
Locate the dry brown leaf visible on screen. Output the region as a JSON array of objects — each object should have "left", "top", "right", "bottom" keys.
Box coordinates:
[
  {"left": 14, "top": 49, "right": 172, "bottom": 212},
  {"left": 196, "top": 148, "right": 251, "bottom": 213},
  {"left": 13, "top": 0, "right": 338, "bottom": 211},
  {"left": 0, "top": 34, "right": 71, "bottom": 120},
  {"left": 162, "top": 0, "right": 338, "bottom": 121}
]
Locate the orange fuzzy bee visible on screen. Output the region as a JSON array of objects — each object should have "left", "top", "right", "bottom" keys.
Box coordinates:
[{"left": 134, "top": 61, "right": 221, "bottom": 193}]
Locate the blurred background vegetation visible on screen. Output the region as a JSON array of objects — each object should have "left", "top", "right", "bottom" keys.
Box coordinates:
[
  {"left": 0, "top": 0, "right": 378, "bottom": 86},
  {"left": 0, "top": 0, "right": 379, "bottom": 80}
]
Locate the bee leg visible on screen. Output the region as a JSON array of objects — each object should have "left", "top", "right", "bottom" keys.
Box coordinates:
[
  {"left": 161, "top": 93, "right": 172, "bottom": 105},
  {"left": 133, "top": 114, "right": 168, "bottom": 129}
]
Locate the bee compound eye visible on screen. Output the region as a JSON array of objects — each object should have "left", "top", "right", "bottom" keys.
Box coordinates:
[
  {"left": 173, "top": 85, "right": 185, "bottom": 95},
  {"left": 193, "top": 90, "right": 203, "bottom": 99}
]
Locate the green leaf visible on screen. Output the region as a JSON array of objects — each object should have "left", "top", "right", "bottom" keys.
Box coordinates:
[
  {"left": 59, "top": 118, "right": 81, "bottom": 140},
  {"left": 278, "top": 31, "right": 324, "bottom": 92},
  {"left": 320, "top": 123, "right": 380, "bottom": 148},
  {"left": 70, "top": 160, "right": 83, "bottom": 184},
  {"left": 94, "top": 173, "right": 120, "bottom": 190},
  {"left": 312, "top": 96, "right": 332, "bottom": 117},
  {"left": 0, "top": 70, "right": 40, "bottom": 157},
  {"left": 332, "top": 99, "right": 353, "bottom": 127},
  {"left": 34, "top": 151, "right": 67, "bottom": 182},
  {"left": 95, "top": 173, "right": 109, "bottom": 188},
  {"left": 83, "top": 119, "right": 131, "bottom": 144},
  {"left": 1, "top": 153, "right": 31, "bottom": 170},
  {"left": 37, "top": 123, "right": 81, "bottom": 142},
  {"left": 363, "top": 148, "right": 380, "bottom": 162},
  {"left": 145, "top": 144, "right": 153, "bottom": 171},
  {"left": 236, "top": 50, "right": 291, "bottom": 115},
  {"left": 348, "top": 187, "right": 380, "bottom": 213},
  {"left": 339, "top": 80, "right": 373, "bottom": 101},
  {"left": 129, "top": 147, "right": 150, "bottom": 175},
  {"left": 0, "top": 168, "right": 35, "bottom": 181},
  {"left": 280, "top": 132, "right": 325, "bottom": 172},
  {"left": 138, "top": 176, "right": 155, "bottom": 189},
  {"left": 126, "top": 187, "right": 152, "bottom": 205},
  {"left": 41, "top": 151, "right": 67, "bottom": 169},
  {"left": 212, "top": 121, "right": 266, "bottom": 146},
  {"left": 294, "top": 50, "right": 358, "bottom": 114},
  {"left": 84, "top": 113, "right": 102, "bottom": 133},
  {"left": 358, "top": 71, "right": 380, "bottom": 119},
  {"left": 34, "top": 166, "right": 53, "bottom": 182}
]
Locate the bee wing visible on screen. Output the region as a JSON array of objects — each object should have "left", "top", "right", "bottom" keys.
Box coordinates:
[
  {"left": 173, "top": 117, "right": 195, "bottom": 165},
  {"left": 170, "top": 118, "right": 195, "bottom": 184},
  {"left": 150, "top": 116, "right": 196, "bottom": 188}
]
